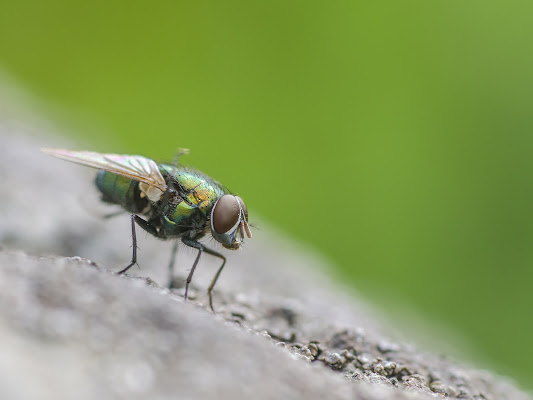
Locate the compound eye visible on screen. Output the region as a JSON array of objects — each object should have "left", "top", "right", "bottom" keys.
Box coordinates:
[
  {"left": 212, "top": 195, "right": 240, "bottom": 234},
  {"left": 235, "top": 196, "right": 248, "bottom": 221}
]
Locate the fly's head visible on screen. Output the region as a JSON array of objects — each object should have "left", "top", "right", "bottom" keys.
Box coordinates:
[{"left": 210, "top": 195, "right": 252, "bottom": 250}]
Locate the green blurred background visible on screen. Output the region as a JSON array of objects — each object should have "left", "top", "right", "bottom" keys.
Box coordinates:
[{"left": 1, "top": 0, "right": 532, "bottom": 390}]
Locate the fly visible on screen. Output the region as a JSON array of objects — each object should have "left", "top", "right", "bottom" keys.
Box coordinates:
[{"left": 42, "top": 148, "right": 252, "bottom": 311}]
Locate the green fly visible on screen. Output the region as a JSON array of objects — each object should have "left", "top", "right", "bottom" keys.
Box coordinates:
[{"left": 42, "top": 148, "right": 252, "bottom": 311}]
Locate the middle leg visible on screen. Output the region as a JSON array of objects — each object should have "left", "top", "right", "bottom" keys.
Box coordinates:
[{"left": 117, "top": 214, "right": 161, "bottom": 274}]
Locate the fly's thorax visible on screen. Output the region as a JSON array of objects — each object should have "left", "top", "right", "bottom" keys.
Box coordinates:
[
  {"left": 159, "top": 165, "right": 227, "bottom": 210},
  {"left": 156, "top": 166, "right": 226, "bottom": 238},
  {"left": 210, "top": 195, "right": 252, "bottom": 250},
  {"left": 160, "top": 198, "right": 199, "bottom": 236},
  {"left": 95, "top": 170, "right": 149, "bottom": 214}
]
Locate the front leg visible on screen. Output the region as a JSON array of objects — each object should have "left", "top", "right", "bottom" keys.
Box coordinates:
[
  {"left": 181, "top": 238, "right": 226, "bottom": 312},
  {"left": 117, "top": 214, "right": 162, "bottom": 274}
]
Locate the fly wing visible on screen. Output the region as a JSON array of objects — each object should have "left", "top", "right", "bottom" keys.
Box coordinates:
[{"left": 42, "top": 148, "right": 167, "bottom": 192}]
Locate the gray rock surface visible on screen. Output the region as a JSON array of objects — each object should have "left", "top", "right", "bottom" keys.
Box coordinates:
[{"left": 0, "top": 116, "right": 530, "bottom": 400}]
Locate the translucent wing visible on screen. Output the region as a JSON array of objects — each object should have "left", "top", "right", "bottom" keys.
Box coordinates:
[{"left": 42, "top": 148, "right": 167, "bottom": 192}]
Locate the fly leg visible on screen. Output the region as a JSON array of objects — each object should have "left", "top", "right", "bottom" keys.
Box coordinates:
[
  {"left": 117, "top": 215, "right": 139, "bottom": 274},
  {"left": 180, "top": 238, "right": 203, "bottom": 304},
  {"left": 117, "top": 215, "right": 161, "bottom": 274},
  {"left": 168, "top": 241, "right": 179, "bottom": 288},
  {"left": 172, "top": 148, "right": 189, "bottom": 166},
  {"left": 102, "top": 210, "right": 125, "bottom": 219},
  {"left": 204, "top": 247, "right": 226, "bottom": 312},
  {"left": 181, "top": 238, "right": 226, "bottom": 312}
]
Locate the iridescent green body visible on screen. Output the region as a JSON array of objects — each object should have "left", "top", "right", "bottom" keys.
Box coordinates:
[
  {"left": 95, "top": 172, "right": 149, "bottom": 214},
  {"left": 95, "top": 164, "right": 228, "bottom": 240},
  {"left": 43, "top": 148, "right": 252, "bottom": 312}
]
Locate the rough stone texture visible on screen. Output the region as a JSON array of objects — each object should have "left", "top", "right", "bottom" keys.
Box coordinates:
[{"left": 0, "top": 114, "right": 531, "bottom": 400}]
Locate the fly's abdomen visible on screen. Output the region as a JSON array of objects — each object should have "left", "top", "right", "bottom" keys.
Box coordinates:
[{"left": 95, "top": 170, "right": 148, "bottom": 214}]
